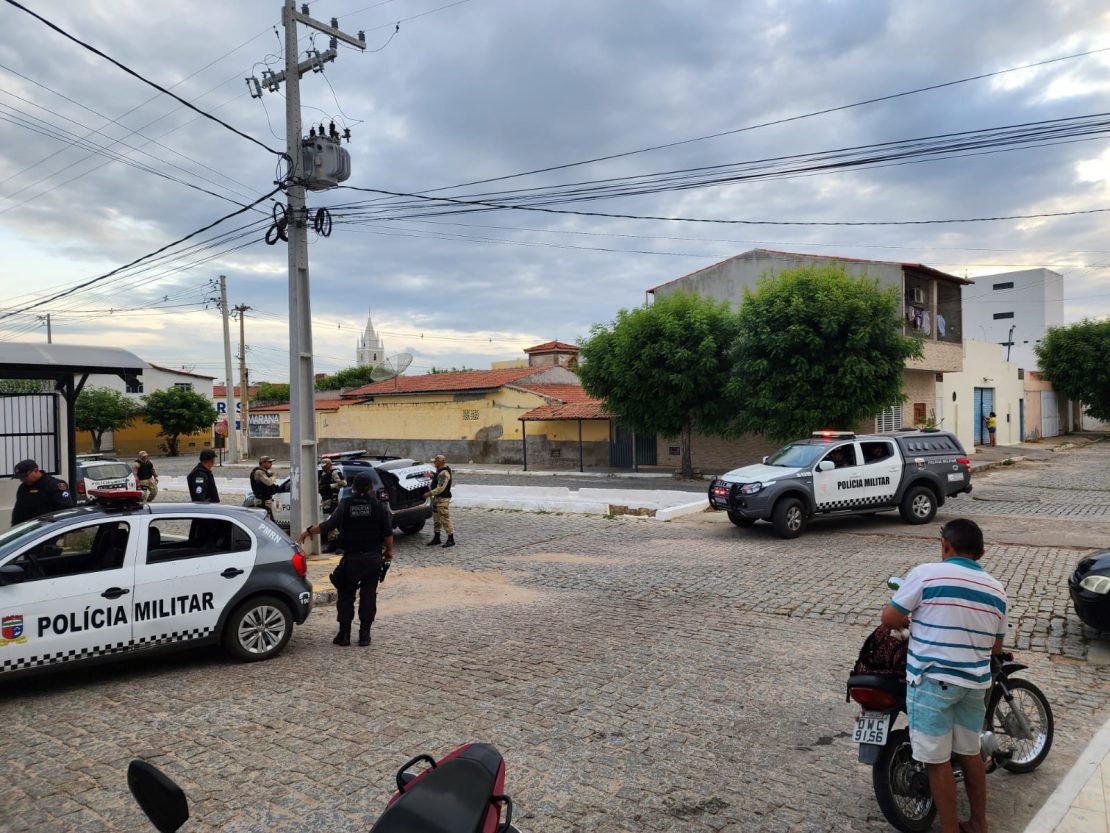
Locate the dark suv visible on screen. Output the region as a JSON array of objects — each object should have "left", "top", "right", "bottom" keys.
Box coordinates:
[{"left": 246, "top": 453, "right": 435, "bottom": 534}]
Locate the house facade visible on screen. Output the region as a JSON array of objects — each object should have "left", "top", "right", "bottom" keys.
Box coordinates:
[{"left": 962, "top": 268, "right": 1063, "bottom": 371}]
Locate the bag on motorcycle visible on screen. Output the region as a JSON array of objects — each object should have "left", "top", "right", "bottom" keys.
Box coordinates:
[{"left": 851, "top": 625, "right": 908, "bottom": 677}]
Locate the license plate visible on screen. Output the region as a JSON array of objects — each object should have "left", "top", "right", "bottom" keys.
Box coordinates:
[
  {"left": 947, "top": 472, "right": 964, "bottom": 482},
  {"left": 853, "top": 711, "right": 891, "bottom": 745}
]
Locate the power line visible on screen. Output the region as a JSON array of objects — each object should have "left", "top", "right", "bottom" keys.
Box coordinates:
[{"left": 3, "top": 0, "right": 283, "bottom": 156}]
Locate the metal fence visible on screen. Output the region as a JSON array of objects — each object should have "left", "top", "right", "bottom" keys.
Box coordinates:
[{"left": 0, "top": 393, "right": 60, "bottom": 474}]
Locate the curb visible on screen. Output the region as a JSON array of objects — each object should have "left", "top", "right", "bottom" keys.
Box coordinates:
[
  {"left": 971, "top": 455, "right": 1027, "bottom": 473},
  {"left": 1021, "top": 715, "right": 1110, "bottom": 833}
]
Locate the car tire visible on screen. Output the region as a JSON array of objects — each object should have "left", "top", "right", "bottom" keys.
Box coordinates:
[
  {"left": 899, "top": 485, "right": 937, "bottom": 525},
  {"left": 223, "top": 595, "right": 293, "bottom": 662},
  {"left": 772, "top": 497, "right": 806, "bottom": 539},
  {"left": 398, "top": 519, "right": 426, "bottom": 535},
  {"left": 727, "top": 510, "right": 756, "bottom": 528}
]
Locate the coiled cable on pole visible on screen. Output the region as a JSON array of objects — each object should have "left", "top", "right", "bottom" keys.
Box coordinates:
[
  {"left": 265, "top": 202, "right": 289, "bottom": 245},
  {"left": 313, "top": 207, "right": 332, "bottom": 237}
]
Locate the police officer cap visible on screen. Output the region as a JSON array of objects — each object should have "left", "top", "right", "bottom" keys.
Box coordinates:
[
  {"left": 138, "top": 450, "right": 149, "bottom": 459},
  {"left": 259, "top": 456, "right": 274, "bottom": 464},
  {"left": 13, "top": 459, "right": 38, "bottom": 475},
  {"left": 353, "top": 473, "right": 372, "bottom": 492},
  {"left": 199, "top": 449, "right": 217, "bottom": 461}
]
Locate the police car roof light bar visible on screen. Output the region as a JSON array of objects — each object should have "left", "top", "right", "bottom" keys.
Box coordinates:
[
  {"left": 89, "top": 489, "right": 145, "bottom": 507},
  {"left": 813, "top": 431, "right": 855, "bottom": 440},
  {"left": 320, "top": 450, "right": 367, "bottom": 460}
]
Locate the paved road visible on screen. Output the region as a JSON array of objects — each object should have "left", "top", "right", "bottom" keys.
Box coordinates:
[{"left": 3, "top": 444, "right": 1108, "bottom": 832}]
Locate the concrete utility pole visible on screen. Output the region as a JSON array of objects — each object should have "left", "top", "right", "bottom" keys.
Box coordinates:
[
  {"left": 235, "top": 304, "right": 251, "bottom": 459},
  {"left": 260, "top": 1, "right": 365, "bottom": 551},
  {"left": 37, "top": 313, "right": 52, "bottom": 342},
  {"left": 219, "top": 275, "right": 240, "bottom": 463}
]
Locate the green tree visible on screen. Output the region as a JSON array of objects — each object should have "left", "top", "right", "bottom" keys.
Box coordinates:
[
  {"left": 252, "top": 382, "right": 290, "bottom": 403},
  {"left": 75, "top": 387, "right": 139, "bottom": 452},
  {"left": 427, "top": 366, "right": 475, "bottom": 374},
  {"left": 725, "top": 265, "right": 922, "bottom": 442},
  {"left": 578, "top": 291, "right": 743, "bottom": 477},
  {"left": 142, "top": 387, "right": 218, "bottom": 456},
  {"left": 315, "top": 365, "right": 378, "bottom": 390},
  {"left": 1035, "top": 319, "right": 1110, "bottom": 422},
  {"left": 0, "top": 379, "right": 43, "bottom": 393}
]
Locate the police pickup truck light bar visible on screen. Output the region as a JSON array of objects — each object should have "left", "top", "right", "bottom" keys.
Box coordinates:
[{"left": 813, "top": 431, "right": 856, "bottom": 440}]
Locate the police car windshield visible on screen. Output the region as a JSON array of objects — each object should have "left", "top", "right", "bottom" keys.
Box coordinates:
[
  {"left": 766, "top": 444, "right": 827, "bottom": 468},
  {"left": 0, "top": 518, "right": 48, "bottom": 548}
]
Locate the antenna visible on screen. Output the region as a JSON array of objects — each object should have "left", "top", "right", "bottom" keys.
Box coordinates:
[{"left": 369, "top": 352, "right": 413, "bottom": 386}]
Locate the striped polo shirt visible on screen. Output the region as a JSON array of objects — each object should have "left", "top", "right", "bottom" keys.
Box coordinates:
[{"left": 890, "top": 557, "right": 1008, "bottom": 689}]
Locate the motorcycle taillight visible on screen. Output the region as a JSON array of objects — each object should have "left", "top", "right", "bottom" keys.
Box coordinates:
[{"left": 849, "top": 687, "right": 896, "bottom": 710}]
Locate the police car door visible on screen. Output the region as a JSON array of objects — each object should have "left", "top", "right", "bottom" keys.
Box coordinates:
[
  {"left": 131, "top": 516, "right": 253, "bottom": 647},
  {"left": 857, "top": 440, "right": 901, "bottom": 504},
  {"left": 812, "top": 442, "right": 867, "bottom": 510},
  {"left": 0, "top": 520, "right": 136, "bottom": 675}
]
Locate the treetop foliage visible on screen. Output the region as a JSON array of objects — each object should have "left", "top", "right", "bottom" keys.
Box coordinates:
[{"left": 1035, "top": 319, "right": 1110, "bottom": 422}]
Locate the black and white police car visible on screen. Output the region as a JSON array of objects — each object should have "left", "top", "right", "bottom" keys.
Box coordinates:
[
  {"left": 0, "top": 491, "right": 312, "bottom": 679},
  {"left": 708, "top": 429, "right": 973, "bottom": 538}
]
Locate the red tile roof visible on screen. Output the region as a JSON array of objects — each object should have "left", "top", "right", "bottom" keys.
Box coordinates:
[
  {"left": 344, "top": 367, "right": 541, "bottom": 397},
  {"left": 514, "top": 384, "right": 595, "bottom": 403},
  {"left": 250, "top": 398, "right": 345, "bottom": 413},
  {"left": 524, "top": 340, "right": 579, "bottom": 354},
  {"left": 522, "top": 401, "right": 609, "bottom": 420}
]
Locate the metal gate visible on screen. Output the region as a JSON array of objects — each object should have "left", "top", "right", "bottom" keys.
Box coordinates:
[
  {"left": 609, "top": 423, "right": 657, "bottom": 469},
  {"left": 1041, "top": 391, "right": 1060, "bottom": 438},
  {"left": 1, "top": 393, "right": 60, "bottom": 474},
  {"left": 973, "top": 387, "right": 994, "bottom": 446}
]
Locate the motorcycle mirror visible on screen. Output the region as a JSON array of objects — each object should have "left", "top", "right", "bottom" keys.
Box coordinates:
[
  {"left": 127, "top": 760, "right": 189, "bottom": 833},
  {"left": 887, "top": 575, "right": 904, "bottom": 590}
]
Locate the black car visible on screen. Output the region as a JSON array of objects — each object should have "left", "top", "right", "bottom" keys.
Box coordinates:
[
  {"left": 247, "top": 453, "right": 435, "bottom": 534},
  {"left": 1068, "top": 550, "right": 1110, "bottom": 632}
]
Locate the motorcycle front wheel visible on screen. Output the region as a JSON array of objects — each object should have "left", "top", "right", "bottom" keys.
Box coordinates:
[
  {"left": 873, "top": 728, "right": 937, "bottom": 833},
  {"left": 986, "top": 677, "right": 1053, "bottom": 773}
]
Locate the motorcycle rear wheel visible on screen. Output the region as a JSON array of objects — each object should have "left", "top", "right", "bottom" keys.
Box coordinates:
[
  {"left": 873, "top": 728, "right": 937, "bottom": 833},
  {"left": 986, "top": 677, "right": 1053, "bottom": 773}
]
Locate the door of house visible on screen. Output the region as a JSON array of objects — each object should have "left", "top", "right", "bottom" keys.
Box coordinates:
[
  {"left": 973, "top": 387, "right": 994, "bottom": 446},
  {"left": 1019, "top": 399, "right": 1025, "bottom": 441},
  {"left": 609, "top": 424, "right": 657, "bottom": 469},
  {"left": 1041, "top": 391, "right": 1060, "bottom": 438}
]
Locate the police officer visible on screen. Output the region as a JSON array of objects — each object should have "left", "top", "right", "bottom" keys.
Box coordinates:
[
  {"left": 318, "top": 458, "right": 346, "bottom": 513},
  {"left": 132, "top": 450, "right": 159, "bottom": 503},
  {"left": 187, "top": 448, "right": 220, "bottom": 503},
  {"left": 250, "top": 456, "right": 280, "bottom": 519},
  {"left": 12, "top": 459, "right": 75, "bottom": 525},
  {"left": 298, "top": 473, "right": 392, "bottom": 647},
  {"left": 423, "top": 453, "right": 455, "bottom": 547}
]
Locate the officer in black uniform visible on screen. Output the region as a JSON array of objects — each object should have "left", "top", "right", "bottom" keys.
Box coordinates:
[
  {"left": 187, "top": 448, "right": 220, "bottom": 503},
  {"left": 298, "top": 473, "right": 392, "bottom": 647},
  {"left": 12, "top": 459, "right": 75, "bottom": 525}
]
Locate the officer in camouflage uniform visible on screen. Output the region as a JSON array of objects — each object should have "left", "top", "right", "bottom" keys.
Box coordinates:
[
  {"left": 249, "top": 456, "right": 280, "bottom": 520},
  {"left": 132, "top": 451, "right": 159, "bottom": 503},
  {"left": 423, "top": 454, "right": 455, "bottom": 548}
]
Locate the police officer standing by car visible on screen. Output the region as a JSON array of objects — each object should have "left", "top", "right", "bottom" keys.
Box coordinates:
[
  {"left": 423, "top": 454, "right": 455, "bottom": 547},
  {"left": 132, "top": 450, "right": 159, "bottom": 503},
  {"left": 298, "top": 473, "right": 392, "bottom": 647},
  {"left": 188, "top": 448, "right": 220, "bottom": 503},
  {"left": 11, "top": 459, "right": 75, "bottom": 524},
  {"left": 318, "top": 458, "right": 346, "bottom": 514},
  {"left": 250, "top": 456, "right": 280, "bottom": 519}
]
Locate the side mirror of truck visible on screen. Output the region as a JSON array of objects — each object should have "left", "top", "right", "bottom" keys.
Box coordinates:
[{"left": 817, "top": 461, "right": 835, "bottom": 472}]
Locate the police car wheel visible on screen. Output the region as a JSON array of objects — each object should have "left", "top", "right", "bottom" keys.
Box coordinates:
[
  {"left": 772, "top": 497, "right": 806, "bottom": 539},
  {"left": 899, "top": 485, "right": 937, "bottom": 525},
  {"left": 223, "top": 595, "right": 293, "bottom": 662}
]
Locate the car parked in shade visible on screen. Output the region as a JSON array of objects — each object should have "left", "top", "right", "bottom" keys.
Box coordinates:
[
  {"left": 0, "top": 491, "right": 312, "bottom": 679},
  {"left": 1068, "top": 550, "right": 1110, "bottom": 633}
]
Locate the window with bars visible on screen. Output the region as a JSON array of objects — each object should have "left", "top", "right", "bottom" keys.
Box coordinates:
[{"left": 875, "top": 405, "right": 903, "bottom": 434}]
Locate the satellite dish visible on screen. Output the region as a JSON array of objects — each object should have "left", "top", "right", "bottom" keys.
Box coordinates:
[{"left": 369, "top": 352, "right": 414, "bottom": 383}]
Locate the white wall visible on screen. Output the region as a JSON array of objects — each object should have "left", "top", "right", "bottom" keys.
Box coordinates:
[
  {"left": 962, "top": 268, "right": 1063, "bottom": 371},
  {"left": 938, "top": 339, "right": 1024, "bottom": 452},
  {"left": 86, "top": 365, "right": 214, "bottom": 452}
]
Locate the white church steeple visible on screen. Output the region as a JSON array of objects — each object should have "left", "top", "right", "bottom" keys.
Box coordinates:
[{"left": 356, "top": 310, "right": 386, "bottom": 367}]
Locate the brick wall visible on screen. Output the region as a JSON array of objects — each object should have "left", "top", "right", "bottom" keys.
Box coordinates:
[{"left": 657, "top": 432, "right": 781, "bottom": 476}]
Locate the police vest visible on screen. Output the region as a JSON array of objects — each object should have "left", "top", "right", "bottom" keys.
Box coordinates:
[
  {"left": 136, "top": 460, "right": 155, "bottom": 480},
  {"left": 251, "top": 467, "right": 278, "bottom": 501},
  {"left": 436, "top": 466, "right": 453, "bottom": 499},
  {"left": 318, "top": 469, "right": 336, "bottom": 498},
  {"left": 339, "top": 494, "right": 382, "bottom": 554}
]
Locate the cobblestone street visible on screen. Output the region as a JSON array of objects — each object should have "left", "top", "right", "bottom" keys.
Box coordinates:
[{"left": 2, "top": 441, "right": 1108, "bottom": 833}]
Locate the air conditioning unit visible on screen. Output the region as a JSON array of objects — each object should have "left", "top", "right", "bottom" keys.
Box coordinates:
[{"left": 907, "top": 287, "right": 927, "bottom": 305}]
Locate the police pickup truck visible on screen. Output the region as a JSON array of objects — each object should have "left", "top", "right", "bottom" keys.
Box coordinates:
[{"left": 708, "top": 430, "right": 972, "bottom": 539}]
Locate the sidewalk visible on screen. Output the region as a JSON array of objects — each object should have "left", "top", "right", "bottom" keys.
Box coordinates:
[{"left": 1022, "top": 715, "right": 1110, "bottom": 833}]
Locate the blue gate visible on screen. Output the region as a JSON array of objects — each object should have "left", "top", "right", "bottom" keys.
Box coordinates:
[{"left": 973, "top": 387, "right": 995, "bottom": 445}]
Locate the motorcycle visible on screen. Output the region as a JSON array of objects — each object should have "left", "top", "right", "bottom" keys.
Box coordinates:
[
  {"left": 846, "top": 577, "right": 1054, "bottom": 833},
  {"left": 127, "top": 742, "right": 523, "bottom": 833}
]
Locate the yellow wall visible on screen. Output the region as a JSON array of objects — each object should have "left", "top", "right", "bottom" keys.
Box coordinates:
[{"left": 78, "top": 418, "right": 213, "bottom": 458}]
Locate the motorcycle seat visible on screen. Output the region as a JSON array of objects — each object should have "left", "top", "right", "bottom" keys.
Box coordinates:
[
  {"left": 847, "top": 673, "right": 906, "bottom": 694},
  {"left": 371, "top": 757, "right": 497, "bottom": 833}
]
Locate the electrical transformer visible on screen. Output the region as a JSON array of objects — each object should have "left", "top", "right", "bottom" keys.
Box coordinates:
[{"left": 300, "top": 134, "right": 351, "bottom": 191}]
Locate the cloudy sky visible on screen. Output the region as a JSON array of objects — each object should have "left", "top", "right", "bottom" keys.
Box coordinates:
[{"left": 1, "top": 0, "right": 1108, "bottom": 382}]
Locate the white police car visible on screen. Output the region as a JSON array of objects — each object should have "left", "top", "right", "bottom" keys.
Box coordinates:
[{"left": 0, "top": 491, "right": 312, "bottom": 678}]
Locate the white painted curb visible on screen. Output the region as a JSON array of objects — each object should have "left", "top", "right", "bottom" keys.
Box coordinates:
[
  {"left": 656, "top": 500, "right": 712, "bottom": 521},
  {"left": 1021, "top": 715, "right": 1110, "bottom": 833}
]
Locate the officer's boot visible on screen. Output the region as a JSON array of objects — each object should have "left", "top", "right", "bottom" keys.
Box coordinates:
[
  {"left": 358, "top": 624, "right": 371, "bottom": 647},
  {"left": 442, "top": 534, "right": 456, "bottom": 548},
  {"left": 426, "top": 532, "right": 442, "bottom": 546},
  {"left": 333, "top": 625, "right": 351, "bottom": 646}
]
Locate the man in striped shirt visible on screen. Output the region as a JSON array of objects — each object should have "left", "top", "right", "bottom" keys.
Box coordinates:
[{"left": 882, "top": 518, "right": 1008, "bottom": 833}]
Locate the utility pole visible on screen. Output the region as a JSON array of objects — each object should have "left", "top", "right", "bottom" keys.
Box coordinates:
[
  {"left": 250, "top": 1, "right": 364, "bottom": 552},
  {"left": 235, "top": 304, "right": 252, "bottom": 459},
  {"left": 37, "top": 313, "right": 52, "bottom": 342},
  {"left": 219, "top": 275, "right": 240, "bottom": 463}
]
